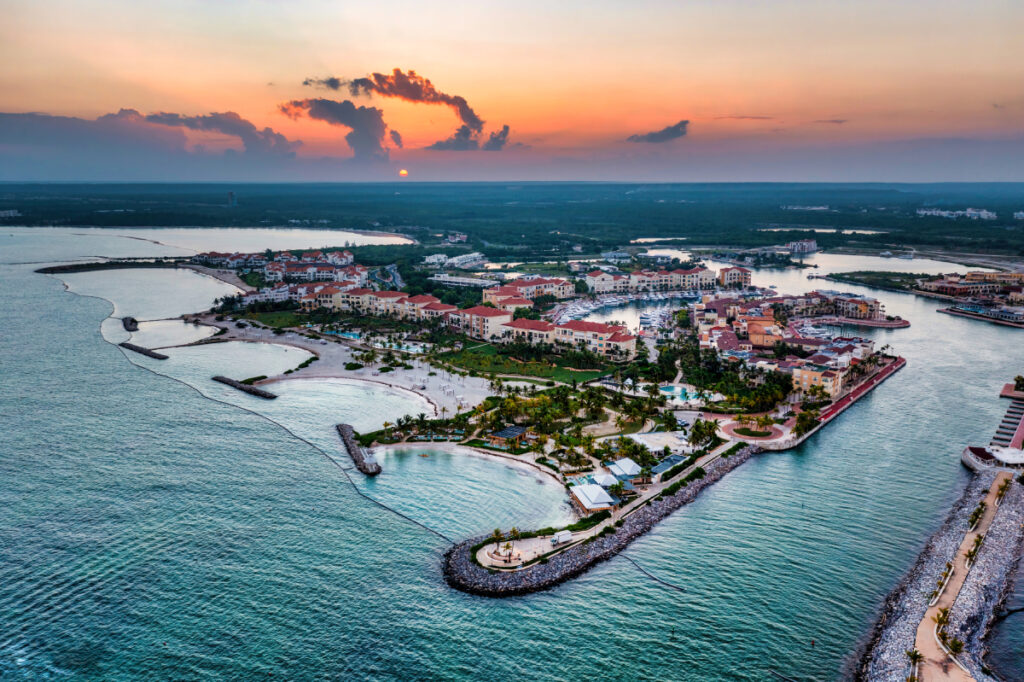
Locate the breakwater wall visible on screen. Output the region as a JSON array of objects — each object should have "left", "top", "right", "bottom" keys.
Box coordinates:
[
  {"left": 335, "top": 424, "right": 381, "bottom": 475},
  {"left": 118, "top": 342, "right": 168, "bottom": 360},
  {"left": 947, "top": 480, "right": 1024, "bottom": 679},
  {"left": 211, "top": 375, "right": 277, "bottom": 399},
  {"left": 852, "top": 472, "right": 996, "bottom": 680},
  {"left": 443, "top": 444, "right": 761, "bottom": 597}
]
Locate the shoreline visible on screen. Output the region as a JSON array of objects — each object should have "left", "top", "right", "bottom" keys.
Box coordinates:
[
  {"left": 443, "top": 444, "right": 762, "bottom": 597},
  {"left": 852, "top": 472, "right": 994, "bottom": 680},
  {"left": 854, "top": 472, "right": 1024, "bottom": 681},
  {"left": 373, "top": 441, "right": 568, "bottom": 486},
  {"left": 937, "top": 307, "right": 1024, "bottom": 329}
]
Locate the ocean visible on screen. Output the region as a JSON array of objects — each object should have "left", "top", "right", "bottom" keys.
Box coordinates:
[{"left": 2, "top": 228, "right": 1022, "bottom": 680}]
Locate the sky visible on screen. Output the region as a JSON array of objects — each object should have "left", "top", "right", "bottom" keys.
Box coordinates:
[{"left": 1, "top": 0, "right": 1022, "bottom": 181}]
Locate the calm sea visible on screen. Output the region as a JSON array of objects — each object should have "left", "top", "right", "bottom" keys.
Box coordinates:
[{"left": 2, "top": 228, "right": 1022, "bottom": 680}]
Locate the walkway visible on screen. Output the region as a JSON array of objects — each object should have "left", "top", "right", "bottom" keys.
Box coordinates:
[{"left": 913, "top": 472, "right": 1011, "bottom": 682}]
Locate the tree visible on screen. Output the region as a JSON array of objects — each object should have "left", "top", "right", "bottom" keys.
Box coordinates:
[
  {"left": 1016, "top": 375, "right": 1024, "bottom": 392},
  {"left": 793, "top": 410, "right": 819, "bottom": 437},
  {"left": 906, "top": 649, "right": 923, "bottom": 666},
  {"left": 491, "top": 528, "right": 503, "bottom": 552},
  {"left": 509, "top": 527, "right": 521, "bottom": 556}
]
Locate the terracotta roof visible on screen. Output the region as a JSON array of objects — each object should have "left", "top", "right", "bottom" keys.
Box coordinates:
[
  {"left": 557, "top": 320, "right": 623, "bottom": 333},
  {"left": 497, "top": 297, "right": 533, "bottom": 306},
  {"left": 459, "top": 305, "right": 513, "bottom": 318},
  {"left": 504, "top": 318, "right": 555, "bottom": 331},
  {"left": 371, "top": 290, "right": 408, "bottom": 299},
  {"left": 345, "top": 287, "right": 373, "bottom": 296},
  {"left": 422, "top": 302, "right": 458, "bottom": 311},
  {"left": 607, "top": 331, "right": 636, "bottom": 343},
  {"left": 405, "top": 294, "right": 441, "bottom": 304}
]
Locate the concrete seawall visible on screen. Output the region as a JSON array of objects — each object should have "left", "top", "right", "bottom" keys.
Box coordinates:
[
  {"left": 212, "top": 375, "right": 277, "bottom": 399},
  {"left": 443, "top": 444, "right": 761, "bottom": 597},
  {"left": 336, "top": 424, "right": 381, "bottom": 476},
  {"left": 119, "top": 342, "right": 168, "bottom": 360}
]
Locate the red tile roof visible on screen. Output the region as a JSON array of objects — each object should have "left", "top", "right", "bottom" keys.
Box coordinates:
[
  {"left": 558, "top": 320, "right": 624, "bottom": 333},
  {"left": 504, "top": 318, "right": 555, "bottom": 331},
  {"left": 459, "top": 305, "right": 512, "bottom": 318}
]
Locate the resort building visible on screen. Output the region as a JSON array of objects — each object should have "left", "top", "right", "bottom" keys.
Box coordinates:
[
  {"left": 583, "top": 266, "right": 716, "bottom": 293},
  {"left": 450, "top": 306, "right": 515, "bottom": 340},
  {"left": 792, "top": 364, "right": 843, "bottom": 399},
  {"left": 482, "top": 276, "right": 574, "bottom": 304},
  {"left": 786, "top": 239, "right": 818, "bottom": 254},
  {"left": 501, "top": 318, "right": 557, "bottom": 344},
  {"left": 718, "top": 266, "right": 752, "bottom": 288},
  {"left": 832, "top": 293, "right": 884, "bottom": 320},
  {"left": 488, "top": 425, "right": 528, "bottom": 449},
  {"left": 552, "top": 320, "right": 638, "bottom": 359},
  {"left": 569, "top": 483, "right": 616, "bottom": 514}
]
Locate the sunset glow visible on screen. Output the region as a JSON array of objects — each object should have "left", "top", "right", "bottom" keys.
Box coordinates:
[{"left": 1, "top": 0, "right": 1022, "bottom": 181}]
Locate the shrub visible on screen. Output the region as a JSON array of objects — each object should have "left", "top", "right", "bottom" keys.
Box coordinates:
[
  {"left": 379, "top": 366, "right": 394, "bottom": 373},
  {"left": 344, "top": 362, "right": 364, "bottom": 371},
  {"left": 240, "top": 375, "right": 267, "bottom": 385}
]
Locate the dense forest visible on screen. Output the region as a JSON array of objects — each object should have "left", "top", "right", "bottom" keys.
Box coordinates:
[{"left": 3, "top": 182, "right": 1024, "bottom": 256}]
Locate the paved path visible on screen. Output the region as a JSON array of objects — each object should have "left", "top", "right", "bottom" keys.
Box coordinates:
[{"left": 913, "top": 472, "right": 1011, "bottom": 682}]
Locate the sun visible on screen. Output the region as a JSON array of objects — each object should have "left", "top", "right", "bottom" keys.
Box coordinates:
[{"left": 398, "top": 169, "right": 409, "bottom": 177}]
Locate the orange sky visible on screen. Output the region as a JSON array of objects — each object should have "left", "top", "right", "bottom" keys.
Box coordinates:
[{"left": 2, "top": 0, "right": 1023, "bottom": 180}]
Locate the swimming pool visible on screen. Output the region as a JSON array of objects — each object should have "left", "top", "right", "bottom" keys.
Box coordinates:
[{"left": 659, "top": 385, "right": 693, "bottom": 401}]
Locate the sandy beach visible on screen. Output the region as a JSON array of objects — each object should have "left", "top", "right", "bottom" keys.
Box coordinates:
[{"left": 186, "top": 314, "right": 496, "bottom": 416}]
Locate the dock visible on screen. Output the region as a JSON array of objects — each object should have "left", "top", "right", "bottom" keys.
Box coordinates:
[
  {"left": 118, "top": 342, "right": 168, "bottom": 360},
  {"left": 211, "top": 375, "right": 278, "bottom": 399},
  {"left": 335, "top": 424, "right": 381, "bottom": 475}
]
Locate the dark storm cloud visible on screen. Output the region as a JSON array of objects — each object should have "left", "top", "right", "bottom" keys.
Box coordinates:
[
  {"left": 813, "top": 119, "right": 848, "bottom": 124},
  {"left": 308, "top": 68, "right": 484, "bottom": 132},
  {"left": 390, "top": 129, "right": 403, "bottom": 148},
  {"left": 425, "top": 124, "right": 478, "bottom": 151},
  {"left": 280, "top": 98, "right": 389, "bottom": 162},
  {"left": 482, "top": 125, "right": 510, "bottom": 151},
  {"left": 144, "top": 111, "right": 299, "bottom": 156},
  {"left": 626, "top": 120, "right": 689, "bottom": 143},
  {"left": 715, "top": 115, "right": 774, "bottom": 120}
]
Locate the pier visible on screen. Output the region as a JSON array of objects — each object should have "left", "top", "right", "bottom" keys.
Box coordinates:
[
  {"left": 118, "top": 342, "right": 168, "bottom": 360},
  {"left": 211, "top": 375, "right": 278, "bottom": 399},
  {"left": 335, "top": 424, "right": 381, "bottom": 475}
]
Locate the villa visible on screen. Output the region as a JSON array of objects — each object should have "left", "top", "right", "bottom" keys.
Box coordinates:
[{"left": 569, "top": 483, "right": 616, "bottom": 514}]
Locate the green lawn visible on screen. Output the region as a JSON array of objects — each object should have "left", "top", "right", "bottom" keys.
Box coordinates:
[
  {"left": 442, "top": 343, "right": 609, "bottom": 383},
  {"left": 734, "top": 427, "right": 772, "bottom": 438},
  {"left": 243, "top": 310, "right": 306, "bottom": 328}
]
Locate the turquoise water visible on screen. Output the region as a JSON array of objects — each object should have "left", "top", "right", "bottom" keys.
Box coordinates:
[
  {"left": 3, "top": 228, "right": 1023, "bottom": 680},
  {"left": 660, "top": 385, "right": 693, "bottom": 400}
]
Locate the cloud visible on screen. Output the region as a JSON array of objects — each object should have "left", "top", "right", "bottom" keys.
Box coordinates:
[
  {"left": 280, "top": 98, "right": 389, "bottom": 162},
  {"left": 305, "top": 67, "right": 512, "bottom": 151},
  {"left": 144, "top": 111, "right": 299, "bottom": 157},
  {"left": 715, "top": 115, "right": 774, "bottom": 120},
  {"left": 482, "top": 125, "right": 510, "bottom": 151},
  {"left": 626, "top": 120, "right": 689, "bottom": 143},
  {"left": 390, "top": 129, "right": 403, "bottom": 148},
  {"left": 308, "top": 68, "right": 484, "bottom": 132},
  {"left": 425, "top": 124, "right": 478, "bottom": 151},
  {"left": 813, "top": 119, "right": 848, "bottom": 124}
]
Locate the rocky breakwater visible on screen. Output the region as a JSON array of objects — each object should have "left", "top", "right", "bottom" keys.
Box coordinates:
[
  {"left": 336, "top": 424, "right": 381, "bottom": 476},
  {"left": 443, "top": 444, "right": 761, "bottom": 597},
  {"left": 119, "top": 342, "right": 168, "bottom": 360},
  {"left": 853, "top": 472, "right": 996, "bottom": 681},
  {"left": 947, "top": 477, "right": 1024, "bottom": 680},
  {"left": 211, "top": 375, "right": 277, "bottom": 399}
]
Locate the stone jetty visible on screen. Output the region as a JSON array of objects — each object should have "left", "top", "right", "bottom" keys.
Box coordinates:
[
  {"left": 336, "top": 424, "right": 381, "bottom": 475},
  {"left": 443, "top": 444, "right": 761, "bottom": 597},
  {"left": 118, "top": 342, "right": 168, "bottom": 360},
  {"left": 946, "top": 479, "right": 1024, "bottom": 679},
  {"left": 853, "top": 473, "right": 994, "bottom": 680},
  {"left": 211, "top": 375, "right": 278, "bottom": 399}
]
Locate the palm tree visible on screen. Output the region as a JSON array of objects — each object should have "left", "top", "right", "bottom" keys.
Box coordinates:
[
  {"left": 932, "top": 607, "right": 950, "bottom": 628},
  {"left": 509, "top": 527, "right": 521, "bottom": 555},
  {"left": 491, "top": 528, "right": 503, "bottom": 552},
  {"left": 905, "top": 649, "right": 923, "bottom": 666}
]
